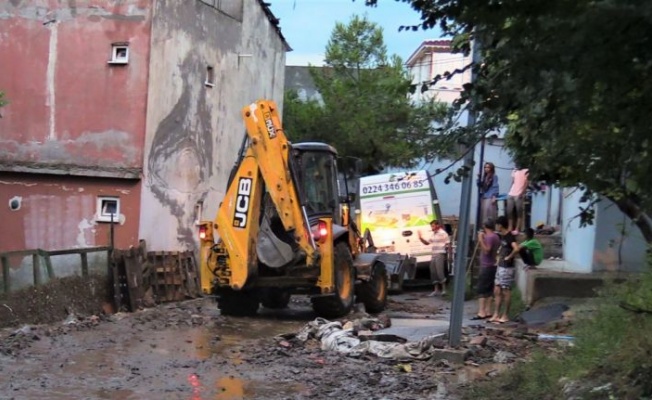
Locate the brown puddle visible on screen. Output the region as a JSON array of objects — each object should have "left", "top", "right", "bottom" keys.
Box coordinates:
[
  {"left": 188, "top": 373, "right": 307, "bottom": 400},
  {"left": 9, "top": 315, "right": 308, "bottom": 399}
]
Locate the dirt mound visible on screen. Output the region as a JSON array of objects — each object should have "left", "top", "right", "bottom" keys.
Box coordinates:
[{"left": 0, "top": 275, "right": 109, "bottom": 329}]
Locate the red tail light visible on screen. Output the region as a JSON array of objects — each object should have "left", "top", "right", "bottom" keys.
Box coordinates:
[
  {"left": 312, "top": 220, "right": 329, "bottom": 242},
  {"left": 318, "top": 221, "right": 328, "bottom": 238},
  {"left": 199, "top": 225, "right": 207, "bottom": 240}
]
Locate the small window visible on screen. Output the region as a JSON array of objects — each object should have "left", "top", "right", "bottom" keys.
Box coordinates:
[
  {"left": 96, "top": 196, "right": 120, "bottom": 222},
  {"left": 205, "top": 66, "right": 215, "bottom": 87},
  {"left": 109, "top": 44, "right": 129, "bottom": 65},
  {"left": 194, "top": 201, "right": 203, "bottom": 225}
]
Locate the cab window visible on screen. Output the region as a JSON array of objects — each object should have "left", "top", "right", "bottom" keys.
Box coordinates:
[{"left": 300, "top": 153, "right": 336, "bottom": 214}]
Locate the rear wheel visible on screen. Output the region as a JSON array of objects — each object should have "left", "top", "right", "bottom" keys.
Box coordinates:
[
  {"left": 216, "top": 289, "right": 259, "bottom": 317},
  {"left": 260, "top": 289, "right": 291, "bottom": 309},
  {"left": 311, "top": 242, "right": 355, "bottom": 319},
  {"left": 357, "top": 262, "right": 388, "bottom": 313}
]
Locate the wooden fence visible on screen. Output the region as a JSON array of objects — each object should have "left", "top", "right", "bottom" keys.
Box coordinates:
[
  {"left": 1, "top": 242, "right": 201, "bottom": 312},
  {"left": 110, "top": 246, "right": 201, "bottom": 311},
  {"left": 0, "top": 246, "right": 111, "bottom": 294}
]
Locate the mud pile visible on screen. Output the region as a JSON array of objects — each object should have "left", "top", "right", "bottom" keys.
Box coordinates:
[{"left": 0, "top": 275, "right": 109, "bottom": 329}]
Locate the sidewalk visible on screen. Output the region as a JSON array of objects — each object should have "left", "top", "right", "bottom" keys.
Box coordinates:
[{"left": 379, "top": 291, "right": 480, "bottom": 342}]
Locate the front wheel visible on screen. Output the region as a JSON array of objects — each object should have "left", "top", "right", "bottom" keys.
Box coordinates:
[
  {"left": 357, "top": 262, "right": 388, "bottom": 313},
  {"left": 311, "top": 242, "right": 355, "bottom": 319}
]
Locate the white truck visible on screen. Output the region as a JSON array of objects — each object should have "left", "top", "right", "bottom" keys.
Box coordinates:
[{"left": 357, "top": 170, "right": 443, "bottom": 284}]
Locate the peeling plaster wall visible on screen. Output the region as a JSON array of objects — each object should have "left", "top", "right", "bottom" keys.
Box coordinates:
[
  {"left": 561, "top": 188, "right": 596, "bottom": 273},
  {"left": 0, "top": 173, "right": 141, "bottom": 288},
  {"left": 592, "top": 198, "right": 647, "bottom": 272},
  {"left": 0, "top": 0, "right": 152, "bottom": 178},
  {"left": 0, "top": 173, "right": 140, "bottom": 252},
  {"left": 139, "top": 0, "right": 286, "bottom": 251}
]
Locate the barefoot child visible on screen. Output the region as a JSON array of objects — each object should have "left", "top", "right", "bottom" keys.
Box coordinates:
[
  {"left": 471, "top": 219, "right": 500, "bottom": 320},
  {"left": 490, "top": 216, "right": 519, "bottom": 324}
]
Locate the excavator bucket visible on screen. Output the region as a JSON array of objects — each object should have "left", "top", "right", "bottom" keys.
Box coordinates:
[{"left": 256, "top": 213, "right": 294, "bottom": 268}]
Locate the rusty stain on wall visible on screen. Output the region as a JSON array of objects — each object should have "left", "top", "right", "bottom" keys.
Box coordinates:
[
  {"left": 139, "top": 0, "right": 288, "bottom": 252},
  {"left": 1, "top": 0, "right": 289, "bottom": 256},
  {"left": 1, "top": 174, "right": 141, "bottom": 252},
  {"left": 147, "top": 56, "right": 213, "bottom": 249},
  {"left": 0, "top": 0, "right": 151, "bottom": 178}
]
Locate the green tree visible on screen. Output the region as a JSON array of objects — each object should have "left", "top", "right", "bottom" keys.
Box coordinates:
[
  {"left": 283, "top": 15, "right": 449, "bottom": 175},
  {"left": 364, "top": 0, "right": 652, "bottom": 242},
  {"left": 0, "top": 91, "right": 6, "bottom": 108},
  {"left": 283, "top": 89, "right": 328, "bottom": 142}
]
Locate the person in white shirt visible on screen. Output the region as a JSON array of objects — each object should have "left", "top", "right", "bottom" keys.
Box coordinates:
[{"left": 418, "top": 220, "right": 450, "bottom": 296}]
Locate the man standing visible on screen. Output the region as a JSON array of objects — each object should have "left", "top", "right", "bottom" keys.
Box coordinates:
[
  {"left": 471, "top": 219, "right": 501, "bottom": 320},
  {"left": 490, "top": 216, "right": 519, "bottom": 324},
  {"left": 506, "top": 167, "right": 529, "bottom": 235},
  {"left": 418, "top": 220, "right": 450, "bottom": 296}
]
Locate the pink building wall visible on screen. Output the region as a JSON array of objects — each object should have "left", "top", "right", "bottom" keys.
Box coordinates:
[{"left": 0, "top": 1, "right": 152, "bottom": 254}]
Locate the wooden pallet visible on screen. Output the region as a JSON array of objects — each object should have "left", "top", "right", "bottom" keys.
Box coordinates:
[
  {"left": 147, "top": 251, "right": 200, "bottom": 303},
  {"left": 111, "top": 241, "right": 149, "bottom": 312}
]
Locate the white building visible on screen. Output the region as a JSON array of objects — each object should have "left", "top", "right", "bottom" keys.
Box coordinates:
[{"left": 405, "top": 39, "right": 514, "bottom": 222}]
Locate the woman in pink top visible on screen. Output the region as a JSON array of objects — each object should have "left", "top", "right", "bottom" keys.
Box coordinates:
[{"left": 506, "top": 167, "right": 529, "bottom": 234}]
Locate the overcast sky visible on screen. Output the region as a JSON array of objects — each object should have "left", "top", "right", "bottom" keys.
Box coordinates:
[{"left": 268, "top": 0, "right": 443, "bottom": 65}]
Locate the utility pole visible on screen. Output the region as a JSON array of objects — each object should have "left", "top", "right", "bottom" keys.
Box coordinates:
[{"left": 448, "top": 35, "right": 481, "bottom": 348}]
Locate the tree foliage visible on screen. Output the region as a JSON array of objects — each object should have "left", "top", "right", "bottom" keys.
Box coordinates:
[
  {"left": 283, "top": 15, "right": 449, "bottom": 175},
  {"left": 0, "top": 91, "right": 6, "bottom": 108},
  {"left": 363, "top": 0, "right": 652, "bottom": 242}
]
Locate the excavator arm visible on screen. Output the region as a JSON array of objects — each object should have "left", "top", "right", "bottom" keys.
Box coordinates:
[{"left": 211, "top": 100, "right": 319, "bottom": 290}]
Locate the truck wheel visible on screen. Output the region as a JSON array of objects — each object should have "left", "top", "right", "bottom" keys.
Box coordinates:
[
  {"left": 260, "top": 289, "right": 291, "bottom": 309},
  {"left": 357, "top": 262, "right": 388, "bottom": 313},
  {"left": 216, "top": 289, "right": 259, "bottom": 317},
  {"left": 311, "top": 242, "right": 355, "bottom": 319}
]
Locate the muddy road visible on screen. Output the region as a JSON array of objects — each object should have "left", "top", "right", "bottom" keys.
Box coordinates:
[{"left": 0, "top": 292, "right": 552, "bottom": 400}]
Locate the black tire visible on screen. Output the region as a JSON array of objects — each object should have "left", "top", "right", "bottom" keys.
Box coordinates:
[
  {"left": 216, "top": 289, "right": 259, "bottom": 317},
  {"left": 260, "top": 289, "right": 291, "bottom": 309},
  {"left": 311, "top": 242, "right": 355, "bottom": 319},
  {"left": 357, "top": 262, "right": 388, "bottom": 313}
]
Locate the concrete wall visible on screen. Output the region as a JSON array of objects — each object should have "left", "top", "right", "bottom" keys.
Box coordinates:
[
  {"left": 1, "top": 173, "right": 139, "bottom": 289},
  {"left": 532, "top": 187, "right": 647, "bottom": 273},
  {"left": 0, "top": 0, "right": 151, "bottom": 178},
  {"left": 561, "top": 188, "right": 596, "bottom": 273},
  {"left": 0, "top": 173, "right": 140, "bottom": 251},
  {"left": 0, "top": 1, "right": 149, "bottom": 260},
  {"left": 593, "top": 198, "right": 647, "bottom": 272},
  {"left": 138, "top": 0, "right": 287, "bottom": 251},
  {"left": 530, "top": 185, "right": 563, "bottom": 228}
]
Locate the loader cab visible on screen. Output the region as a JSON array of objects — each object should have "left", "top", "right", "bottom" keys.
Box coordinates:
[{"left": 291, "top": 142, "right": 342, "bottom": 222}]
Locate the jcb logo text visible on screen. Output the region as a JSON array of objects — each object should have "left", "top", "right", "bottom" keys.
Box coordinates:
[
  {"left": 263, "top": 112, "right": 276, "bottom": 139},
  {"left": 233, "top": 178, "right": 252, "bottom": 228}
]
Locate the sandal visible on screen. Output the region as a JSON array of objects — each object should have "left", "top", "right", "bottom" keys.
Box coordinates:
[{"left": 470, "top": 315, "right": 489, "bottom": 320}]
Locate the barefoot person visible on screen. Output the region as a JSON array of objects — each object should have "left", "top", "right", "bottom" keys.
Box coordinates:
[
  {"left": 471, "top": 219, "right": 500, "bottom": 320},
  {"left": 490, "top": 216, "right": 519, "bottom": 324},
  {"left": 506, "top": 166, "right": 529, "bottom": 234},
  {"left": 418, "top": 220, "right": 450, "bottom": 296}
]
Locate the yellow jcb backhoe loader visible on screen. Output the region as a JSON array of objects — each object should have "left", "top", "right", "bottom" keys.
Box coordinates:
[{"left": 198, "top": 100, "right": 413, "bottom": 318}]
